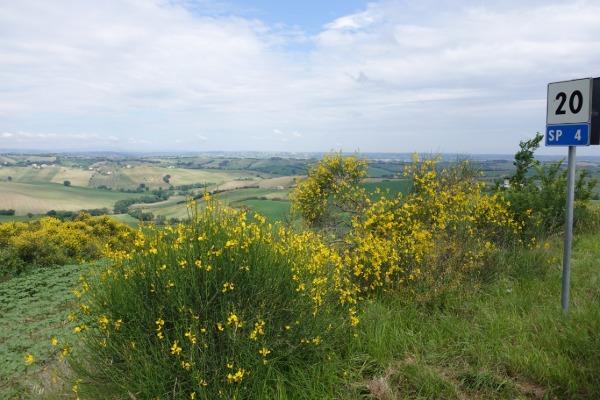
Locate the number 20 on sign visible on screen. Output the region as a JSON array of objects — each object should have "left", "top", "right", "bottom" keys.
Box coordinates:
[{"left": 546, "top": 78, "right": 592, "bottom": 146}]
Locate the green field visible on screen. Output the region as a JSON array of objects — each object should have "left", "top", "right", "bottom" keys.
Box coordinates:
[
  {"left": 0, "top": 215, "right": 33, "bottom": 223},
  {"left": 0, "top": 182, "right": 140, "bottom": 215},
  {"left": 361, "top": 179, "right": 412, "bottom": 197},
  {"left": 236, "top": 199, "right": 291, "bottom": 223},
  {"left": 0, "top": 160, "right": 288, "bottom": 218}
]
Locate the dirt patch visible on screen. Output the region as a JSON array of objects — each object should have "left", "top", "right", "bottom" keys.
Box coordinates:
[{"left": 214, "top": 176, "right": 300, "bottom": 191}]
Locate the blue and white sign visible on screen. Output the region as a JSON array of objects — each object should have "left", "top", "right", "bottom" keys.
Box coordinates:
[
  {"left": 546, "top": 123, "right": 589, "bottom": 146},
  {"left": 546, "top": 78, "right": 592, "bottom": 146}
]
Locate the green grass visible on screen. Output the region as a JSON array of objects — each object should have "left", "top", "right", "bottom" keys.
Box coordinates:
[
  {"left": 109, "top": 213, "right": 143, "bottom": 228},
  {"left": 367, "top": 163, "right": 406, "bottom": 178},
  {"left": 0, "top": 215, "right": 33, "bottom": 223},
  {"left": 89, "top": 171, "right": 137, "bottom": 190},
  {"left": 217, "top": 187, "right": 289, "bottom": 202},
  {"left": 342, "top": 236, "right": 600, "bottom": 399},
  {"left": 237, "top": 199, "right": 292, "bottom": 224},
  {"left": 361, "top": 180, "right": 412, "bottom": 197}
]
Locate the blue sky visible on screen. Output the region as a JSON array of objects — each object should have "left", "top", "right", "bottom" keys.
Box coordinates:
[{"left": 1, "top": 0, "right": 600, "bottom": 155}]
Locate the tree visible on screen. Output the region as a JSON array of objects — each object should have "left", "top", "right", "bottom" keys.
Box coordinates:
[
  {"left": 63, "top": 180, "right": 71, "bottom": 187},
  {"left": 504, "top": 133, "right": 598, "bottom": 234},
  {"left": 509, "top": 132, "right": 543, "bottom": 188}
]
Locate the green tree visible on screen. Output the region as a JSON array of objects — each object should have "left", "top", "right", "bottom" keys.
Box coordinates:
[
  {"left": 510, "top": 132, "right": 543, "bottom": 188},
  {"left": 504, "top": 133, "right": 598, "bottom": 235}
]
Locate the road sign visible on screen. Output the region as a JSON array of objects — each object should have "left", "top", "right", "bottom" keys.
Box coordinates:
[
  {"left": 545, "top": 77, "right": 597, "bottom": 313},
  {"left": 546, "top": 78, "right": 592, "bottom": 146},
  {"left": 546, "top": 123, "right": 589, "bottom": 146},
  {"left": 547, "top": 78, "right": 592, "bottom": 125}
]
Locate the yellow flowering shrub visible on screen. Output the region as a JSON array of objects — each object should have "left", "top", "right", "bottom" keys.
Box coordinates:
[
  {"left": 0, "top": 214, "right": 134, "bottom": 271},
  {"left": 291, "top": 152, "right": 523, "bottom": 303},
  {"left": 70, "top": 196, "right": 352, "bottom": 399},
  {"left": 290, "top": 151, "right": 369, "bottom": 236}
]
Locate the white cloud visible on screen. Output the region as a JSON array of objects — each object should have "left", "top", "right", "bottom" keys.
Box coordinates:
[
  {"left": 1, "top": 0, "right": 600, "bottom": 154},
  {"left": 325, "top": 6, "right": 382, "bottom": 30}
]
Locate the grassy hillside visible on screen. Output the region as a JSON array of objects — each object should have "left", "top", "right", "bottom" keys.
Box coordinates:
[
  {"left": 362, "top": 179, "right": 411, "bottom": 197},
  {"left": 0, "top": 182, "right": 139, "bottom": 215},
  {"left": 0, "top": 166, "right": 93, "bottom": 187},
  {"left": 0, "top": 162, "right": 285, "bottom": 218},
  {"left": 8, "top": 153, "right": 600, "bottom": 224}
]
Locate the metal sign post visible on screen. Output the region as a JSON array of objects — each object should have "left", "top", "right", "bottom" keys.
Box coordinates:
[
  {"left": 561, "top": 146, "right": 576, "bottom": 313},
  {"left": 546, "top": 77, "right": 599, "bottom": 314}
]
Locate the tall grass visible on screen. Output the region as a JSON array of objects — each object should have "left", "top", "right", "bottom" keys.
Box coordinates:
[{"left": 343, "top": 238, "right": 600, "bottom": 399}]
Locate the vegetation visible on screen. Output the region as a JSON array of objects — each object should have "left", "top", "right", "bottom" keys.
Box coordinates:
[
  {"left": 503, "top": 133, "right": 599, "bottom": 236},
  {"left": 1, "top": 142, "right": 600, "bottom": 398},
  {"left": 1, "top": 263, "right": 85, "bottom": 396},
  {"left": 0, "top": 214, "right": 134, "bottom": 281},
  {"left": 291, "top": 152, "right": 522, "bottom": 303},
  {"left": 4, "top": 232, "right": 599, "bottom": 399},
  {"left": 68, "top": 196, "right": 354, "bottom": 398},
  {"left": 113, "top": 190, "right": 171, "bottom": 214}
]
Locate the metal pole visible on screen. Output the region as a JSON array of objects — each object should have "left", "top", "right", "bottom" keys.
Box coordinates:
[{"left": 562, "top": 145, "right": 576, "bottom": 314}]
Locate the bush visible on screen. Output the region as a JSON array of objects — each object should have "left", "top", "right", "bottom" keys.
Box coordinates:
[
  {"left": 291, "top": 152, "right": 523, "bottom": 304},
  {"left": 503, "top": 133, "right": 599, "bottom": 237},
  {"left": 128, "top": 208, "right": 154, "bottom": 221},
  {"left": 69, "top": 197, "right": 352, "bottom": 399},
  {"left": 0, "top": 248, "right": 30, "bottom": 282},
  {"left": 289, "top": 151, "right": 368, "bottom": 236},
  {"left": 0, "top": 214, "right": 134, "bottom": 274}
]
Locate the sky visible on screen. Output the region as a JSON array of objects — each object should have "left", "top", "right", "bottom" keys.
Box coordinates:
[{"left": 2, "top": 0, "right": 600, "bottom": 155}]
